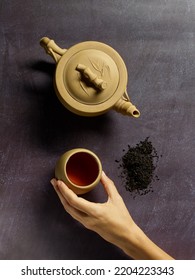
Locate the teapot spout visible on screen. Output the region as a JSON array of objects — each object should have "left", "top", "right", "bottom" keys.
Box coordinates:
[
  {"left": 113, "top": 90, "right": 140, "bottom": 118},
  {"left": 40, "top": 37, "right": 67, "bottom": 63}
]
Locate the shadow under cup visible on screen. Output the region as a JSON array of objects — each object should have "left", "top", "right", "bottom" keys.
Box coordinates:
[{"left": 66, "top": 152, "right": 100, "bottom": 186}]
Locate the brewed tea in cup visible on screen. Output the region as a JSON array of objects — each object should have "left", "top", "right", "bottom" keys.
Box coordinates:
[{"left": 55, "top": 148, "right": 102, "bottom": 194}]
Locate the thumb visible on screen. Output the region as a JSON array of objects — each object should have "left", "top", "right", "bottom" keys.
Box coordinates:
[{"left": 100, "top": 171, "right": 119, "bottom": 199}]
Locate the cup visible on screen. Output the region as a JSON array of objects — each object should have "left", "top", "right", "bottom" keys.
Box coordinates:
[{"left": 55, "top": 148, "right": 102, "bottom": 195}]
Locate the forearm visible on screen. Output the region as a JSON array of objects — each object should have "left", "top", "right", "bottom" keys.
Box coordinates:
[{"left": 116, "top": 224, "right": 174, "bottom": 260}]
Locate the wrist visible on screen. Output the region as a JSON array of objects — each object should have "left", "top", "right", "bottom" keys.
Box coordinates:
[{"left": 118, "top": 223, "right": 174, "bottom": 260}]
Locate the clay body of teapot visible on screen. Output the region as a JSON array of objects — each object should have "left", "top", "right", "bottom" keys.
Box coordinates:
[{"left": 40, "top": 37, "right": 140, "bottom": 118}]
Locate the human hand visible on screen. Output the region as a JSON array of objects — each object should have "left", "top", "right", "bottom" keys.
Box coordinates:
[
  {"left": 50, "top": 171, "right": 137, "bottom": 250},
  {"left": 50, "top": 171, "right": 174, "bottom": 260}
]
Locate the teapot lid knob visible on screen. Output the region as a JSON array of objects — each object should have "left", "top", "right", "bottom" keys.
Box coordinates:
[{"left": 76, "top": 64, "right": 107, "bottom": 91}]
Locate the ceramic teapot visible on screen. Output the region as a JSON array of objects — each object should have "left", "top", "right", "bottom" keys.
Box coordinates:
[{"left": 40, "top": 37, "right": 140, "bottom": 118}]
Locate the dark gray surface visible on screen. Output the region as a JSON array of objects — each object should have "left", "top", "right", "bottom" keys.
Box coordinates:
[{"left": 0, "top": 0, "right": 194, "bottom": 260}]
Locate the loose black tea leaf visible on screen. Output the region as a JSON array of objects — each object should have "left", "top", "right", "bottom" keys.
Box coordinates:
[{"left": 116, "top": 137, "right": 160, "bottom": 196}]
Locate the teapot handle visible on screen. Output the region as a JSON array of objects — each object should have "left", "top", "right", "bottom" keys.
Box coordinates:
[
  {"left": 40, "top": 37, "right": 67, "bottom": 63},
  {"left": 113, "top": 90, "right": 140, "bottom": 118}
]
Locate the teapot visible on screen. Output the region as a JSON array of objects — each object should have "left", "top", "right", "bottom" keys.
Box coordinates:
[{"left": 40, "top": 37, "right": 140, "bottom": 118}]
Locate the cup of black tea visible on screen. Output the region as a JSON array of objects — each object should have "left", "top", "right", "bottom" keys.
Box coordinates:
[{"left": 55, "top": 148, "right": 102, "bottom": 194}]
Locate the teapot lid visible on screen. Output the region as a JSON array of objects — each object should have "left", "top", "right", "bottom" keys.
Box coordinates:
[{"left": 55, "top": 41, "right": 127, "bottom": 116}]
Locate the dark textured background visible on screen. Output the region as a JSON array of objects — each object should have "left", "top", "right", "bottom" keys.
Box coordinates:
[{"left": 0, "top": 0, "right": 194, "bottom": 260}]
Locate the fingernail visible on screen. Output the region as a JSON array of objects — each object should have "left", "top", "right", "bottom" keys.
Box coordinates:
[{"left": 50, "top": 178, "right": 56, "bottom": 187}]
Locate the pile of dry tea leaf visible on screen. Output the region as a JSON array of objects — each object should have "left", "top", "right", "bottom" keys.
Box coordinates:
[{"left": 115, "top": 137, "right": 160, "bottom": 196}]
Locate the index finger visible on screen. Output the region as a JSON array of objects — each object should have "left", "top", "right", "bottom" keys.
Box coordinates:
[{"left": 54, "top": 179, "right": 98, "bottom": 215}]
